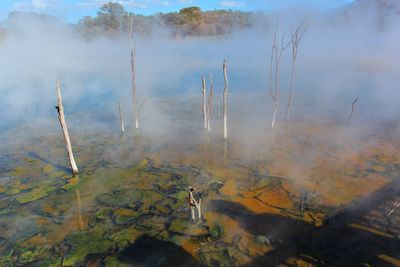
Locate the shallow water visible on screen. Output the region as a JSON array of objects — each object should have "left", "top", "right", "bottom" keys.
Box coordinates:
[{"left": 0, "top": 98, "right": 399, "bottom": 266}]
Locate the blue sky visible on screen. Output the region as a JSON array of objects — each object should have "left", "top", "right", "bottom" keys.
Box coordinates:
[{"left": 0, "top": 0, "right": 355, "bottom": 23}]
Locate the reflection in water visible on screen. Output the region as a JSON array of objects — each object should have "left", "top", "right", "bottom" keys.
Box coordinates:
[{"left": 76, "top": 189, "right": 84, "bottom": 231}]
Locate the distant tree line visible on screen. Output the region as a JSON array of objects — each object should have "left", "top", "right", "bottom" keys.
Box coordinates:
[{"left": 77, "top": 2, "right": 252, "bottom": 39}]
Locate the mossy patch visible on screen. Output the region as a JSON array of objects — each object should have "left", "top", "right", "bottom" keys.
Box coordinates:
[
  {"left": 16, "top": 185, "right": 56, "bottom": 204},
  {"left": 63, "top": 228, "right": 113, "bottom": 266},
  {"left": 113, "top": 208, "right": 139, "bottom": 225},
  {"left": 169, "top": 219, "right": 207, "bottom": 236}
]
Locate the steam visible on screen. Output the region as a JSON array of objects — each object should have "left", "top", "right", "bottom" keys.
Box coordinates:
[{"left": 0, "top": 4, "right": 399, "bottom": 137}]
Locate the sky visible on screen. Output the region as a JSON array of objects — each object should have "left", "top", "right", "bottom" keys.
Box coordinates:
[{"left": 0, "top": 0, "right": 355, "bottom": 23}]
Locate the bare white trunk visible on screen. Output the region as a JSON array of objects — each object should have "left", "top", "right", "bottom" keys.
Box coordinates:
[
  {"left": 286, "top": 20, "right": 305, "bottom": 122},
  {"left": 272, "top": 103, "right": 278, "bottom": 128},
  {"left": 207, "top": 74, "right": 213, "bottom": 132},
  {"left": 129, "top": 15, "right": 138, "bottom": 130},
  {"left": 188, "top": 189, "right": 202, "bottom": 222},
  {"left": 270, "top": 27, "right": 289, "bottom": 128},
  {"left": 223, "top": 60, "right": 228, "bottom": 139},
  {"left": 56, "top": 81, "right": 79, "bottom": 175},
  {"left": 286, "top": 60, "right": 296, "bottom": 121},
  {"left": 118, "top": 101, "right": 125, "bottom": 134},
  {"left": 201, "top": 76, "right": 207, "bottom": 129},
  {"left": 197, "top": 198, "right": 202, "bottom": 220},
  {"left": 191, "top": 206, "right": 196, "bottom": 221}
]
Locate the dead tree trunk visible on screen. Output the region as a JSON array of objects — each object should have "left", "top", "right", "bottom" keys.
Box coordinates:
[
  {"left": 129, "top": 14, "right": 138, "bottom": 130},
  {"left": 270, "top": 22, "right": 290, "bottom": 128},
  {"left": 286, "top": 20, "right": 306, "bottom": 122},
  {"left": 223, "top": 60, "right": 229, "bottom": 139},
  {"left": 118, "top": 100, "right": 125, "bottom": 134},
  {"left": 347, "top": 97, "right": 359, "bottom": 124},
  {"left": 201, "top": 76, "right": 207, "bottom": 129},
  {"left": 188, "top": 186, "right": 202, "bottom": 222},
  {"left": 56, "top": 81, "right": 79, "bottom": 175},
  {"left": 207, "top": 74, "right": 214, "bottom": 132}
]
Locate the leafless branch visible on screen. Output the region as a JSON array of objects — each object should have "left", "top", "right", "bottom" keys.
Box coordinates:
[{"left": 347, "top": 96, "right": 359, "bottom": 124}]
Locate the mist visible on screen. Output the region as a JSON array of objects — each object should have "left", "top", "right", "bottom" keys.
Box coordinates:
[
  {"left": 0, "top": 5, "right": 399, "bottom": 135},
  {"left": 1, "top": 2, "right": 400, "bottom": 266}
]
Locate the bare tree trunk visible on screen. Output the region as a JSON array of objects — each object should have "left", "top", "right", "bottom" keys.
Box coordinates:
[
  {"left": 286, "top": 60, "right": 296, "bottom": 122},
  {"left": 270, "top": 23, "right": 290, "bottom": 128},
  {"left": 118, "top": 100, "right": 125, "bottom": 134},
  {"left": 188, "top": 187, "right": 202, "bottom": 222},
  {"left": 207, "top": 74, "right": 213, "bottom": 132},
  {"left": 347, "top": 97, "right": 359, "bottom": 124},
  {"left": 286, "top": 20, "right": 306, "bottom": 122},
  {"left": 129, "top": 15, "right": 138, "bottom": 130},
  {"left": 223, "top": 60, "right": 229, "bottom": 139},
  {"left": 201, "top": 76, "right": 207, "bottom": 129},
  {"left": 270, "top": 22, "right": 278, "bottom": 128},
  {"left": 56, "top": 81, "right": 79, "bottom": 175}
]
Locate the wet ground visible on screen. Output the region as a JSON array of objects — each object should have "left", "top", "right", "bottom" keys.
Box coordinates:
[{"left": 0, "top": 98, "right": 400, "bottom": 266}]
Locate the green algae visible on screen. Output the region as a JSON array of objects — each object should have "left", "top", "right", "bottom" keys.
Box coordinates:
[
  {"left": 42, "top": 165, "right": 55, "bottom": 174},
  {"left": 0, "top": 250, "right": 14, "bottom": 267},
  {"left": 171, "top": 190, "right": 187, "bottom": 209},
  {"left": 169, "top": 219, "right": 208, "bottom": 236},
  {"left": 0, "top": 209, "right": 10, "bottom": 216},
  {"left": 16, "top": 185, "right": 57, "bottom": 204},
  {"left": 18, "top": 246, "right": 47, "bottom": 264},
  {"left": 62, "top": 177, "right": 79, "bottom": 191},
  {"left": 209, "top": 221, "right": 224, "bottom": 240},
  {"left": 113, "top": 208, "right": 139, "bottom": 225},
  {"left": 95, "top": 208, "right": 113, "bottom": 220},
  {"left": 109, "top": 227, "right": 141, "bottom": 248},
  {"left": 104, "top": 256, "right": 131, "bottom": 267},
  {"left": 62, "top": 228, "right": 113, "bottom": 266}
]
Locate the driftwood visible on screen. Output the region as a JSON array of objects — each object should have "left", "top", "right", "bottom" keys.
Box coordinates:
[
  {"left": 118, "top": 100, "right": 125, "bottom": 134},
  {"left": 347, "top": 97, "right": 359, "bottom": 124},
  {"left": 223, "top": 60, "right": 229, "bottom": 139},
  {"left": 55, "top": 81, "right": 79, "bottom": 175}
]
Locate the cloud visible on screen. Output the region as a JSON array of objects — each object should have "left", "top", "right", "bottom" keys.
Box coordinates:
[
  {"left": 220, "top": 1, "right": 246, "bottom": 8},
  {"left": 13, "top": 0, "right": 62, "bottom": 11}
]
